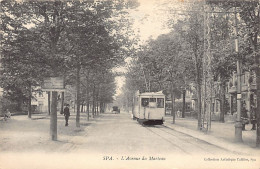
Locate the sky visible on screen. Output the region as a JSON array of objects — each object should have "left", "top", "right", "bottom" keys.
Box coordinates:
[
  {"left": 132, "top": 0, "right": 172, "bottom": 41},
  {"left": 114, "top": 0, "right": 172, "bottom": 96}
]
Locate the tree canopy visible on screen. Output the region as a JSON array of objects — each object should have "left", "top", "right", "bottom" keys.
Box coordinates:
[{"left": 0, "top": 0, "right": 139, "bottom": 114}]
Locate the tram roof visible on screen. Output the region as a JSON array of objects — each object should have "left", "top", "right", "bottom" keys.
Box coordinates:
[{"left": 139, "top": 91, "right": 165, "bottom": 97}]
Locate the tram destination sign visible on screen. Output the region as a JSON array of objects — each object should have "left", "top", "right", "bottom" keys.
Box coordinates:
[{"left": 42, "top": 77, "right": 65, "bottom": 92}]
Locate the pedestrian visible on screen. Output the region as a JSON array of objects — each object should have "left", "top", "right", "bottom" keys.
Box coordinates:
[
  {"left": 64, "top": 104, "right": 70, "bottom": 126},
  {"left": 176, "top": 110, "right": 181, "bottom": 118},
  {"left": 250, "top": 103, "right": 256, "bottom": 130},
  {"left": 241, "top": 102, "right": 249, "bottom": 131},
  {"left": 4, "top": 109, "right": 11, "bottom": 121}
]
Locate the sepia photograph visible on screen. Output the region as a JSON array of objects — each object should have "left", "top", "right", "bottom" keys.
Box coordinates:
[{"left": 0, "top": 0, "right": 259, "bottom": 168}]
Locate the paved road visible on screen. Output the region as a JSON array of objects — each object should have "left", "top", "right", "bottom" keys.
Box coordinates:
[
  {"left": 2, "top": 112, "right": 257, "bottom": 169},
  {"left": 64, "top": 112, "right": 238, "bottom": 156}
]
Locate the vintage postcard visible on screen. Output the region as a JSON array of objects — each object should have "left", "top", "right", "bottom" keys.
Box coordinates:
[{"left": 0, "top": 0, "right": 259, "bottom": 168}]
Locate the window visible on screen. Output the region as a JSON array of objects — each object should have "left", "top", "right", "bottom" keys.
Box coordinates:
[
  {"left": 141, "top": 98, "right": 149, "bottom": 107},
  {"left": 157, "top": 98, "right": 164, "bottom": 108},
  {"left": 149, "top": 98, "right": 156, "bottom": 108},
  {"left": 142, "top": 98, "right": 164, "bottom": 108}
]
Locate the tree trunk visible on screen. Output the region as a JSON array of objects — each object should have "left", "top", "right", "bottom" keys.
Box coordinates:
[
  {"left": 28, "top": 83, "right": 32, "bottom": 118},
  {"left": 60, "top": 69, "right": 66, "bottom": 115},
  {"left": 92, "top": 85, "right": 95, "bottom": 118},
  {"left": 194, "top": 53, "right": 202, "bottom": 130},
  {"left": 219, "top": 81, "right": 225, "bottom": 123},
  {"left": 81, "top": 101, "right": 84, "bottom": 112},
  {"left": 17, "top": 100, "right": 22, "bottom": 112},
  {"left": 182, "top": 89, "right": 186, "bottom": 118},
  {"left": 170, "top": 82, "right": 175, "bottom": 124},
  {"left": 97, "top": 101, "right": 99, "bottom": 116},
  {"left": 48, "top": 92, "right": 51, "bottom": 115},
  {"left": 96, "top": 84, "right": 100, "bottom": 115},
  {"left": 92, "top": 100, "right": 95, "bottom": 117},
  {"left": 94, "top": 102, "right": 97, "bottom": 116},
  {"left": 60, "top": 92, "right": 64, "bottom": 114},
  {"left": 197, "top": 82, "right": 202, "bottom": 130},
  {"left": 87, "top": 100, "right": 90, "bottom": 120},
  {"left": 102, "top": 102, "right": 104, "bottom": 113},
  {"left": 86, "top": 70, "right": 90, "bottom": 120},
  {"left": 99, "top": 102, "right": 101, "bottom": 114},
  {"left": 76, "top": 59, "right": 80, "bottom": 128},
  {"left": 50, "top": 91, "right": 57, "bottom": 141},
  {"left": 28, "top": 93, "right": 32, "bottom": 118}
]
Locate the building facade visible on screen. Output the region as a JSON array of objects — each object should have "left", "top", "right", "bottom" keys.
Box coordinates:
[{"left": 228, "top": 71, "right": 257, "bottom": 118}]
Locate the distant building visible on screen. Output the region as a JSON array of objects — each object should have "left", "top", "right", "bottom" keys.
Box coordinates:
[
  {"left": 167, "top": 84, "right": 197, "bottom": 118},
  {"left": 31, "top": 87, "right": 49, "bottom": 113},
  {"left": 175, "top": 88, "right": 196, "bottom": 113},
  {"left": 31, "top": 85, "right": 77, "bottom": 113}
]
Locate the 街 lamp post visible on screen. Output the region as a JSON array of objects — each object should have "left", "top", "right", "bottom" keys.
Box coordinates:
[{"left": 234, "top": 8, "right": 243, "bottom": 142}]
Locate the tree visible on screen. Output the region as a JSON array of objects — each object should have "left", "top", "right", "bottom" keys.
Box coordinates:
[
  {"left": 207, "top": 0, "right": 260, "bottom": 147},
  {"left": 172, "top": 8, "right": 204, "bottom": 129},
  {"left": 1, "top": 3, "right": 50, "bottom": 116},
  {"left": 1, "top": 0, "right": 139, "bottom": 124},
  {"left": 64, "top": 0, "right": 138, "bottom": 126},
  {"left": 207, "top": 10, "right": 237, "bottom": 122},
  {"left": 123, "top": 29, "right": 196, "bottom": 123}
]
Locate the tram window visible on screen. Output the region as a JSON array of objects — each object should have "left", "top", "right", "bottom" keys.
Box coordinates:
[
  {"left": 157, "top": 98, "right": 164, "bottom": 108},
  {"left": 141, "top": 98, "right": 149, "bottom": 107},
  {"left": 149, "top": 98, "right": 156, "bottom": 108}
]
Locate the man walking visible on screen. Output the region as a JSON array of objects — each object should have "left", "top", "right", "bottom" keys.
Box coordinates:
[
  {"left": 241, "top": 102, "right": 248, "bottom": 131},
  {"left": 64, "top": 104, "right": 70, "bottom": 126}
]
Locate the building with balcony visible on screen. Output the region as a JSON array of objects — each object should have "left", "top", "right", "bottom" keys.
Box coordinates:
[
  {"left": 165, "top": 71, "right": 257, "bottom": 122},
  {"left": 228, "top": 71, "right": 257, "bottom": 115}
]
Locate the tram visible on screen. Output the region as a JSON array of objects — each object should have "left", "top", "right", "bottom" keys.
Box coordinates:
[{"left": 132, "top": 90, "right": 165, "bottom": 125}]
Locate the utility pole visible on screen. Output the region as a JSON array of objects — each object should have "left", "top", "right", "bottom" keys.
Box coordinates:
[
  {"left": 234, "top": 8, "right": 243, "bottom": 142},
  {"left": 205, "top": 4, "right": 213, "bottom": 132},
  {"left": 202, "top": 0, "right": 212, "bottom": 131}
]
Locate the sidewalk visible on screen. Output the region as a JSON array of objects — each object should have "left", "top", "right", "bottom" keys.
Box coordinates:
[
  {"left": 164, "top": 115, "right": 260, "bottom": 155},
  {"left": 0, "top": 113, "right": 97, "bottom": 152}
]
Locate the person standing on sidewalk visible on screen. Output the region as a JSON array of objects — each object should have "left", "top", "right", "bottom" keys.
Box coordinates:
[
  {"left": 64, "top": 104, "right": 70, "bottom": 126},
  {"left": 4, "top": 109, "right": 11, "bottom": 121},
  {"left": 241, "top": 102, "right": 249, "bottom": 131},
  {"left": 250, "top": 103, "right": 256, "bottom": 130}
]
